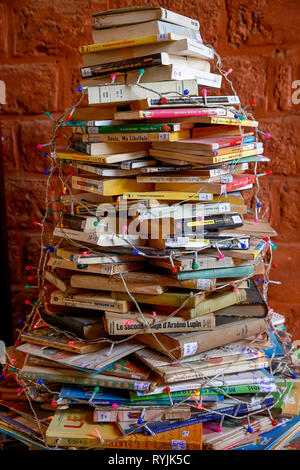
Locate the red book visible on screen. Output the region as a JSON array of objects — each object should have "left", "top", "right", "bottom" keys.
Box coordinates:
[{"left": 189, "top": 133, "right": 256, "bottom": 150}]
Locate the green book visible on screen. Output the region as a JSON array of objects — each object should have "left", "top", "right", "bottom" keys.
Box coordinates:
[
  {"left": 76, "top": 123, "right": 182, "bottom": 134},
  {"left": 18, "top": 365, "right": 152, "bottom": 392},
  {"left": 177, "top": 265, "right": 254, "bottom": 280},
  {"left": 188, "top": 290, "right": 247, "bottom": 318}
]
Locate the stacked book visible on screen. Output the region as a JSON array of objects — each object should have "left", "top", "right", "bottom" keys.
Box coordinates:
[{"left": 1, "top": 6, "right": 300, "bottom": 451}]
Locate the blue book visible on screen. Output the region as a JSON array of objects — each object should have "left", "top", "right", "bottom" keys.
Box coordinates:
[
  {"left": 177, "top": 265, "right": 254, "bottom": 280},
  {"left": 234, "top": 415, "right": 300, "bottom": 450},
  {"left": 119, "top": 397, "right": 274, "bottom": 435}
]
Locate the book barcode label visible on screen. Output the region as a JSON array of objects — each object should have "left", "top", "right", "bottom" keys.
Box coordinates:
[
  {"left": 81, "top": 67, "right": 92, "bottom": 78},
  {"left": 174, "top": 237, "right": 189, "bottom": 244},
  {"left": 220, "top": 175, "right": 233, "bottom": 183},
  {"left": 198, "top": 193, "right": 213, "bottom": 201},
  {"left": 134, "top": 382, "right": 150, "bottom": 392},
  {"left": 183, "top": 342, "right": 198, "bottom": 357},
  {"left": 158, "top": 133, "right": 169, "bottom": 141},
  {"left": 196, "top": 279, "right": 212, "bottom": 290},
  {"left": 88, "top": 127, "right": 98, "bottom": 134},
  {"left": 172, "top": 440, "right": 186, "bottom": 450},
  {"left": 96, "top": 412, "right": 110, "bottom": 422},
  {"left": 182, "top": 431, "right": 189, "bottom": 437},
  {"left": 232, "top": 215, "right": 242, "bottom": 224},
  {"left": 157, "top": 33, "right": 169, "bottom": 42}
]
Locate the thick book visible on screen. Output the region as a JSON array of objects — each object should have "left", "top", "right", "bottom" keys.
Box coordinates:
[
  {"left": 104, "top": 311, "right": 216, "bottom": 335},
  {"left": 151, "top": 139, "right": 260, "bottom": 155},
  {"left": 136, "top": 316, "right": 267, "bottom": 359},
  {"left": 111, "top": 289, "right": 206, "bottom": 309},
  {"left": 70, "top": 138, "right": 149, "bottom": 156},
  {"left": 122, "top": 191, "right": 245, "bottom": 203},
  {"left": 150, "top": 147, "right": 263, "bottom": 165},
  {"left": 56, "top": 149, "right": 149, "bottom": 164},
  {"left": 214, "top": 282, "right": 268, "bottom": 318},
  {"left": 20, "top": 327, "right": 104, "bottom": 354},
  {"left": 80, "top": 52, "right": 210, "bottom": 78},
  {"left": 81, "top": 130, "right": 191, "bottom": 143},
  {"left": 83, "top": 39, "right": 214, "bottom": 68},
  {"left": 91, "top": 20, "right": 202, "bottom": 44},
  {"left": 40, "top": 309, "right": 106, "bottom": 341},
  {"left": 71, "top": 175, "right": 154, "bottom": 196},
  {"left": 48, "top": 255, "right": 141, "bottom": 276},
  {"left": 93, "top": 406, "right": 191, "bottom": 423},
  {"left": 17, "top": 341, "right": 144, "bottom": 373},
  {"left": 154, "top": 174, "right": 256, "bottom": 195},
  {"left": 70, "top": 274, "right": 165, "bottom": 295},
  {"left": 87, "top": 79, "right": 199, "bottom": 105},
  {"left": 92, "top": 7, "right": 200, "bottom": 30},
  {"left": 18, "top": 365, "right": 154, "bottom": 392},
  {"left": 125, "top": 65, "right": 222, "bottom": 88},
  {"left": 49, "top": 289, "right": 133, "bottom": 314}
]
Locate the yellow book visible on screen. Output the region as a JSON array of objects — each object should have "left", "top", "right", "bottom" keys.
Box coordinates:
[
  {"left": 57, "top": 150, "right": 149, "bottom": 165},
  {"left": 196, "top": 117, "right": 259, "bottom": 127},
  {"left": 45, "top": 408, "right": 121, "bottom": 447},
  {"left": 79, "top": 33, "right": 180, "bottom": 53},
  {"left": 122, "top": 191, "right": 244, "bottom": 204},
  {"left": 150, "top": 147, "right": 263, "bottom": 165},
  {"left": 46, "top": 407, "right": 202, "bottom": 449},
  {"left": 111, "top": 290, "right": 205, "bottom": 308},
  {"left": 81, "top": 130, "right": 190, "bottom": 143},
  {"left": 72, "top": 175, "right": 154, "bottom": 196}
]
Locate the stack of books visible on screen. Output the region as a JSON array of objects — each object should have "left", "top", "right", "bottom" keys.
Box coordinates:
[{"left": 1, "top": 6, "right": 299, "bottom": 451}]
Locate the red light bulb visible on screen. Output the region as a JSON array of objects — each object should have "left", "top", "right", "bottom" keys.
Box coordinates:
[
  {"left": 162, "top": 97, "right": 168, "bottom": 103},
  {"left": 172, "top": 266, "right": 178, "bottom": 274}
]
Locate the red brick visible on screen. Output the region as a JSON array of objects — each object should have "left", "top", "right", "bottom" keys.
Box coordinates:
[
  {"left": 0, "top": 3, "right": 9, "bottom": 57},
  {"left": 0, "top": 121, "right": 19, "bottom": 172},
  {"left": 19, "top": 119, "right": 56, "bottom": 173},
  {"left": 5, "top": 179, "right": 47, "bottom": 230},
  {"left": 217, "top": 55, "right": 269, "bottom": 111},
  {"left": 258, "top": 116, "right": 300, "bottom": 176},
  {"left": 0, "top": 64, "right": 59, "bottom": 115},
  {"left": 226, "top": 0, "right": 300, "bottom": 48},
  {"left": 257, "top": 176, "right": 300, "bottom": 241},
  {"left": 12, "top": 0, "right": 91, "bottom": 57},
  {"left": 7, "top": 232, "right": 24, "bottom": 284}
]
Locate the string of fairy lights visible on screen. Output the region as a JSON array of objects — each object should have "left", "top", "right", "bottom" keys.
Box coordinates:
[{"left": 1, "top": 43, "right": 297, "bottom": 449}]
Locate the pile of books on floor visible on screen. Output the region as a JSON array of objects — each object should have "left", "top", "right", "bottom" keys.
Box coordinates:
[{"left": 1, "top": 6, "right": 300, "bottom": 451}]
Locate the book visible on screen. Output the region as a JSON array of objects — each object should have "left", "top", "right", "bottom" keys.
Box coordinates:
[
  {"left": 214, "top": 282, "right": 268, "bottom": 318},
  {"left": 87, "top": 80, "right": 199, "bottom": 105},
  {"left": 93, "top": 406, "right": 191, "bottom": 423},
  {"left": 81, "top": 130, "right": 191, "bottom": 143},
  {"left": 80, "top": 52, "right": 210, "bottom": 78},
  {"left": 76, "top": 122, "right": 190, "bottom": 134},
  {"left": 104, "top": 311, "right": 216, "bottom": 335},
  {"left": 136, "top": 316, "right": 267, "bottom": 359},
  {"left": 48, "top": 256, "right": 141, "bottom": 276},
  {"left": 91, "top": 20, "right": 202, "bottom": 44},
  {"left": 70, "top": 138, "right": 150, "bottom": 156},
  {"left": 20, "top": 327, "right": 104, "bottom": 354},
  {"left": 68, "top": 163, "right": 145, "bottom": 177},
  {"left": 114, "top": 107, "right": 231, "bottom": 120},
  {"left": 49, "top": 289, "right": 133, "bottom": 314},
  {"left": 150, "top": 148, "right": 263, "bottom": 165},
  {"left": 71, "top": 175, "right": 154, "bottom": 196},
  {"left": 111, "top": 290, "right": 206, "bottom": 309},
  {"left": 56, "top": 149, "right": 149, "bottom": 165},
  {"left": 70, "top": 274, "right": 165, "bottom": 295},
  {"left": 92, "top": 7, "right": 200, "bottom": 30},
  {"left": 122, "top": 191, "right": 245, "bottom": 203},
  {"left": 40, "top": 309, "right": 106, "bottom": 341},
  {"left": 18, "top": 365, "right": 154, "bottom": 392},
  {"left": 17, "top": 341, "right": 144, "bottom": 373}
]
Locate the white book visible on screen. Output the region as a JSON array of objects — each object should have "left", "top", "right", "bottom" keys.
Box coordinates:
[
  {"left": 87, "top": 79, "right": 199, "bottom": 105},
  {"left": 126, "top": 65, "right": 222, "bottom": 88}
]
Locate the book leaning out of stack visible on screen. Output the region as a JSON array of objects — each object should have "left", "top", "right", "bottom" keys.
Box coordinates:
[{"left": 3, "top": 6, "right": 299, "bottom": 453}]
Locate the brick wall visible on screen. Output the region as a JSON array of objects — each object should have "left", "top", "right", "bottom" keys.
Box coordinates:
[{"left": 1, "top": 0, "right": 300, "bottom": 338}]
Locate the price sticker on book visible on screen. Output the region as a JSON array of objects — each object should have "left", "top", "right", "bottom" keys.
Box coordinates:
[
  {"left": 198, "top": 193, "right": 213, "bottom": 201},
  {"left": 183, "top": 342, "right": 198, "bottom": 357},
  {"left": 171, "top": 440, "right": 186, "bottom": 450}
]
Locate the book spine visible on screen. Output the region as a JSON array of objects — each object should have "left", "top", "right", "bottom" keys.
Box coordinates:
[
  {"left": 210, "top": 117, "right": 259, "bottom": 127},
  {"left": 160, "top": 8, "right": 200, "bottom": 30},
  {"left": 81, "top": 53, "right": 164, "bottom": 78},
  {"left": 213, "top": 135, "right": 255, "bottom": 150},
  {"left": 85, "top": 123, "right": 179, "bottom": 133},
  {"left": 104, "top": 312, "right": 215, "bottom": 335},
  {"left": 79, "top": 34, "right": 174, "bottom": 53},
  {"left": 141, "top": 108, "right": 226, "bottom": 119},
  {"left": 225, "top": 175, "right": 256, "bottom": 192},
  {"left": 86, "top": 131, "right": 188, "bottom": 143},
  {"left": 177, "top": 265, "right": 254, "bottom": 280},
  {"left": 88, "top": 80, "right": 199, "bottom": 104}
]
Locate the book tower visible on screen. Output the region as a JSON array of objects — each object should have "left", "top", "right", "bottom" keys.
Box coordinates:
[{"left": 1, "top": 6, "right": 300, "bottom": 451}]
